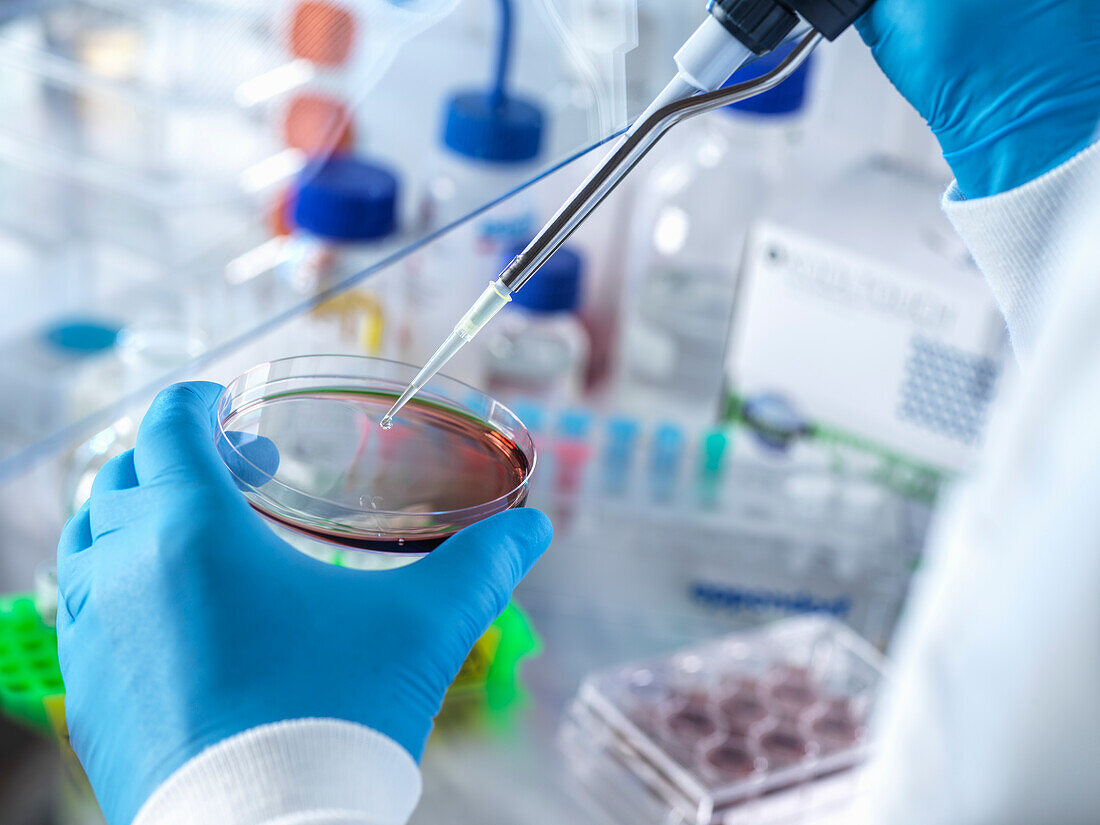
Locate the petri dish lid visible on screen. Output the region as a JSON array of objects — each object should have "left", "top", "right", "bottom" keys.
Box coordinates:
[{"left": 215, "top": 355, "right": 536, "bottom": 554}]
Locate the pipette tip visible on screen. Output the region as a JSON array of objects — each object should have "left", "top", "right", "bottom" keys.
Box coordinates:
[{"left": 379, "top": 280, "right": 512, "bottom": 430}]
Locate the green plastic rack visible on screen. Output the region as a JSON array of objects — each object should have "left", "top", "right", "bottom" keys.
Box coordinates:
[
  {"left": 0, "top": 591, "right": 539, "bottom": 736},
  {"left": 0, "top": 594, "right": 64, "bottom": 734}
]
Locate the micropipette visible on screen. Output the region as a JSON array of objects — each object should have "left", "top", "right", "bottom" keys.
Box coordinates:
[{"left": 382, "top": 0, "right": 877, "bottom": 429}]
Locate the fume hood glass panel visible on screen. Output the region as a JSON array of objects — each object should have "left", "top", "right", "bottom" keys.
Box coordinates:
[{"left": 0, "top": 0, "right": 700, "bottom": 482}]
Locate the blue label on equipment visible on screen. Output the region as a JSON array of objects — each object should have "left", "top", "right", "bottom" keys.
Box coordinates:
[{"left": 690, "top": 581, "right": 852, "bottom": 619}]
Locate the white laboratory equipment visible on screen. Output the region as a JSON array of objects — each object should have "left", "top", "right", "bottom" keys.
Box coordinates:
[
  {"left": 614, "top": 44, "right": 814, "bottom": 422},
  {"left": 281, "top": 154, "right": 402, "bottom": 354},
  {"left": 725, "top": 161, "right": 1010, "bottom": 473},
  {"left": 484, "top": 245, "right": 589, "bottom": 404}
]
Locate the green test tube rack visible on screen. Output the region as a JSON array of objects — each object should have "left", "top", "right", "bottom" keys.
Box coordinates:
[
  {"left": 0, "top": 591, "right": 540, "bottom": 736},
  {"left": 0, "top": 594, "right": 63, "bottom": 733}
]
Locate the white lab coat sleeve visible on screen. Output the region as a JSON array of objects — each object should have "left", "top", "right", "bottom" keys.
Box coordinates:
[
  {"left": 131, "top": 720, "right": 422, "bottom": 825},
  {"left": 940, "top": 139, "right": 1100, "bottom": 359},
  {"left": 854, "top": 142, "right": 1100, "bottom": 823}
]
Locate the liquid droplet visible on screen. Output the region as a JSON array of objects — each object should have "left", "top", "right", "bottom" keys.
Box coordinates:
[{"left": 379, "top": 416, "right": 393, "bottom": 430}]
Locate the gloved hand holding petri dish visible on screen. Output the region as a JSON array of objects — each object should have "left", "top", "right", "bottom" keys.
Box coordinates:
[
  {"left": 215, "top": 355, "right": 536, "bottom": 565},
  {"left": 58, "top": 375, "right": 550, "bottom": 824}
]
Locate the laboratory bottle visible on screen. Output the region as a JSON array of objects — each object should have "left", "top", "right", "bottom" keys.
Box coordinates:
[
  {"left": 284, "top": 153, "right": 401, "bottom": 355},
  {"left": 402, "top": 87, "right": 546, "bottom": 386},
  {"left": 484, "top": 245, "right": 589, "bottom": 405},
  {"left": 614, "top": 46, "right": 813, "bottom": 423}
]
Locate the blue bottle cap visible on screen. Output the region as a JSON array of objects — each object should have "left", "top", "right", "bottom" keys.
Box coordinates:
[
  {"left": 293, "top": 155, "right": 399, "bottom": 241},
  {"left": 741, "top": 392, "right": 808, "bottom": 451},
  {"left": 42, "top": 319, "right": 120, "bottom": 354},
  {"left": 442, "top": 90, "right": 545, "bottom": 163},
  {"left": 724, "top": 41, "right": 813, "bottom": 116},
  {"left": 508, "top": 245, "right": 583, "bottom": 314}
]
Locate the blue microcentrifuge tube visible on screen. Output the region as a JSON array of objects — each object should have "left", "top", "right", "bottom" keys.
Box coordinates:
[
  {"left": 601, "top": 417, "right": 640, "bottom": 498},
  {"left": 650, "top": 423, "right": 685, "bottom": 503}
]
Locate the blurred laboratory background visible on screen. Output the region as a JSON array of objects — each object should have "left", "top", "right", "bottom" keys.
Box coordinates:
[{"left": 0, "top": 0, "right": 1010, "bottom": 822}]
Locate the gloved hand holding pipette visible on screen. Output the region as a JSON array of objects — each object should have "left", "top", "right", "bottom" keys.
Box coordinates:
[
  {"left": 58, "top": 382, "right": 551, "bottom": 825},
  {"left": 856, "top": 0, "right": 1100, "bottom": 198},
  {"left": 858, "top": 0, "right": 1100, "bottom": 352}
]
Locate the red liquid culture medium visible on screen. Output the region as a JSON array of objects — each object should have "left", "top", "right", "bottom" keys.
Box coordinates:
[
  {"left": 809, "top": 699, "right": 866, "bottom": 751},
  {"left": 665, "top": 703, "right": 719, "bottom": 743},
  {"left": 718, "top": 685, "right": 770, "bottom": 733},
  {"left": 764, "top": 667, "right": 821, "bottom": 716},
  {"left": 757, "top": 725, "right": 812, "bottom": 769},
  {"left": 703, "top": 738, "right": 761, "bottom": 779},
  {"left": 224, "top": 390, "right": 530, "bottom": 553}
]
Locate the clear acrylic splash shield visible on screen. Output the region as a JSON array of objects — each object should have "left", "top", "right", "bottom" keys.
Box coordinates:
[
  {"left": 564, "top": 616, "right": 886, "bottom": 824},
  {"left": 215, "top": 355, "right": 535, "bottom": 555}
]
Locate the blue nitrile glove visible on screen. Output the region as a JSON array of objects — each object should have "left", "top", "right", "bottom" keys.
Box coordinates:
[
  {"left": 57, "top": 381, "right": 552, "bottom": 825},
  {"left": 856, "top": 2, "right": 1100, "bottom": 198}
]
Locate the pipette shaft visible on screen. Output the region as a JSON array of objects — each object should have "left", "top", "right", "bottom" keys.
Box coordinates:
[{"left": 381, "top": 29, "right": 822, "bottom": 427}]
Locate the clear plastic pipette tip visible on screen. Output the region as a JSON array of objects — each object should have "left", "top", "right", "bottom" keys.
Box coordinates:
[
  {"left": 379, "top": 278, "right": 513, "bottom": 429},
  {"left": 380, "top": 329, "right": 468, "bottom": 428}
]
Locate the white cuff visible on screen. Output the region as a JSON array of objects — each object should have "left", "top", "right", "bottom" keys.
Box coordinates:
[
  {"left": 132, "top": 720, "right": 422, "bottom": 825},
  {"left": 941, "top": 139, "right": 1100, "bottom": 359}
]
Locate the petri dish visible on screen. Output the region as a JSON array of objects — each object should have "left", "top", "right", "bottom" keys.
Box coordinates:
[{"left": 215, "top": 355, "right": 536, "bottom": 560}]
